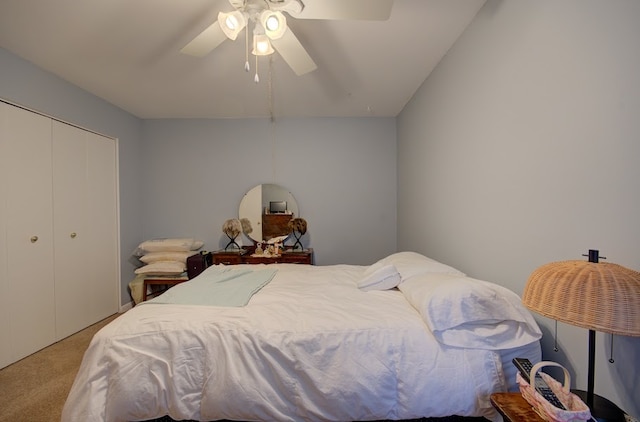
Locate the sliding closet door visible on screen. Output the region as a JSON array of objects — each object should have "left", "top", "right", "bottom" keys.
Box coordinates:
[
  {"left": 84, "top": 130, "right": 119, "bottom": 323},
  {"left": 0, "top": 102, "right": 11, "bottom": 368},
  {"left": 52, "top": 121, "right": 89, "bottom": 339},
  {"left": 0, "top": 103, "right": 119, "bottom": 368},
  {"left": 1, "top": 103, "right": 56, "bottom": 364},
  {"left": 52, "top": 121, "right": 118, "bottom": 339}
]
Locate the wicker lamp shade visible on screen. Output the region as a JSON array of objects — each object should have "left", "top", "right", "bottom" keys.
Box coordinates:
[{"left": 523, "top": 260, "right": 640, "bottom": 337}]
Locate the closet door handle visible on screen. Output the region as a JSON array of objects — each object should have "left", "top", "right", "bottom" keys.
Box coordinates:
[
  {"left": 70, "top": 232, "right": 77, "bottom": 239},
  {"left": 30, "top": 236, "right": 38, "bottom": 243}
]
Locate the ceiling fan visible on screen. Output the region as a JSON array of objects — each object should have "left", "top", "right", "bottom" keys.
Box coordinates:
[{"left": 180, "top": 0, "right": 395, "bottom": 80}]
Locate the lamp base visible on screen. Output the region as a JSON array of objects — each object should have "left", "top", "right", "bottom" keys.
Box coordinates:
[{"left": 571, "top": 390, "right": 626, "bottom": 422}]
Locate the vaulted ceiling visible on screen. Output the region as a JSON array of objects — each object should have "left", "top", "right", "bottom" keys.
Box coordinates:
[{"left": 0, "top": 0, "right": 485, "bottom": 119}]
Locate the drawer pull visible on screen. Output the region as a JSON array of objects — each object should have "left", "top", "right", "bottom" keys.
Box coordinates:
[
  {"left": 30, "top": 235, "right": 38, "bottom": 243},
  {"left": 70, "top": 232, "right": 77, "bottom": 239}
]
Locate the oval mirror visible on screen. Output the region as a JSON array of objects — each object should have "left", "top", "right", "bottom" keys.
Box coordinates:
[{"left": 238, "top": 184, "right": 299, "bottom": 243}]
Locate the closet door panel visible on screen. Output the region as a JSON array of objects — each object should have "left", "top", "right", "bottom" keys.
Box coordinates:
[
  {"left": 52, "top": 122, "right": 118, "bottom": 339},
  {"left": 0, "top": 103, "right": 11, "bottom": 368},
  {"left": 3, "top": 104, "right": 55, "bottom": 362},
  {"left": 52, "top": 121, "right": 90, "bottom": 339},
  {"left": 84, "top": 132, "right": 119, "bottom": 321}
]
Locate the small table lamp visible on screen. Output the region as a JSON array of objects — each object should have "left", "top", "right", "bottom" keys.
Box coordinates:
[
  {"left": 287, "top": 217, "right": 307, "bottom": 251},
  {"left": 522, "top": 250, "right": 640, "bottom": 422},
  {"left": 222, "top": 218, "right": 242, "bottom": 250}
]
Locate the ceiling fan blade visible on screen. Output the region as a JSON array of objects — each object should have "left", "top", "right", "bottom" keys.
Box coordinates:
[
  {"left": 271, "top": 28, "right": 317, "bottom": 76},
  {"left": 292, "top": 0, "right": 394, "bottom": 21},
  {"left": 180, "top": 20, "right": 227, "bottom": 57}
]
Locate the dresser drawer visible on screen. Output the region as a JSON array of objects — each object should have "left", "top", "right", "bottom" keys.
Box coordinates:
[
  {"left": 213, "top": 249, "right": 313, "bottom": 265},
  {"left": 212, "top": 251, "right": 245, "bottom": 265}
]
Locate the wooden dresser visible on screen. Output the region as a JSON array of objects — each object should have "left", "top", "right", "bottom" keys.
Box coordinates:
[{"left": 213, "top": 247, "right": 314, "bottom": 265}]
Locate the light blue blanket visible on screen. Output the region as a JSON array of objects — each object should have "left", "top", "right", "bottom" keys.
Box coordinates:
[{"left": 144, "top": 266, "right": 277, "bottom": 307}]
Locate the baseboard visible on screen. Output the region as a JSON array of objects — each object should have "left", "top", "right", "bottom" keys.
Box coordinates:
[{"left": 119, "top": 300, "right": 133, "bottom": 313}]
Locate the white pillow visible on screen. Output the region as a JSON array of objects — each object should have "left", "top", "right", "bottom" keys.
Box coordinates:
[
  {"left": 357, "top": 263, "right": 401, "bottom": 291},
  {"left": 139, "top": 251, "right": 197, "bottom": 264},
  {"left": 399, "top": 273, "right": 542, "bottom": 350},
  {"left": 135, "top": 238, "right": 204, "bottom": 255},
  {"left": 134, "top": 261, "right": 186, "bottom": 276},
  {"left": 373, "top": 251, "right": 464, "bottom": 282}
]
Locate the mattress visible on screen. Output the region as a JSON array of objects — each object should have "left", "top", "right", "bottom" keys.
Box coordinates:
[
  {"left": 63, "top": 252, "right": 542, "bottom": 422},
  {"left": 499, "top": 340, "right": 542, "bottom": 392}
]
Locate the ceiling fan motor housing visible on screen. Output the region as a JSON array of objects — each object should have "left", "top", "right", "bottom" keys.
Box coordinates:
[{"left": 228, "top": 0, "right": 304, "bottom": 16}]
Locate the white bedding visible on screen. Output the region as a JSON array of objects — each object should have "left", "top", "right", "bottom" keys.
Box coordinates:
[{"left": 63, "top": 254, "right": 541, "bottom": 422}]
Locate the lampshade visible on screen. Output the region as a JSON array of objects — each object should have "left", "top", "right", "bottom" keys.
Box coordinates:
[
  {"left": 218, "top": 10, "right": 247, "bottom": 40},
  {"left": 252, "top": 33, "right": 274, "bottom": 56},
  {"left": 222, "top": 219, "right": 242, "bottom": 239},
  {"left": 287, "top": 217, "right": 307, "bottom": 235},
  {"left": 523, "top": 260, "right": 640, "bottom": 336},
  {"left": 260, "top": 10, "right": 287, "bottom": 40}
]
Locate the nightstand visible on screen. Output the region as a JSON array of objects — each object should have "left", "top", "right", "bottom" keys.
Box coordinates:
[
  {"left": 490, "top": 392, "right": 544, "bottom": 422},
  {"left": 142, "top": 276, "right": 188, "bottom": 301}
]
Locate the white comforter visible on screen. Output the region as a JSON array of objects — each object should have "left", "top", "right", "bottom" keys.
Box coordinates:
[{"left": 63, "top": 261, "right": 537, "bottom": 422}]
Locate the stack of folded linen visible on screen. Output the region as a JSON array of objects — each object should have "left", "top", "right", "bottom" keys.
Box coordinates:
[
  {"left": 129, "top": 238, "right": 205, "bottom": 304},
  {"left": 134, "top": 238, "right": 204, "bottom": 277}
]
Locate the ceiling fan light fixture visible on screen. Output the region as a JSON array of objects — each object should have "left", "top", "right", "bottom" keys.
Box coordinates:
[
  {"left": 252, "top": 33, "right": 275, "bottom": 56},
  {"left": 218, "top": 10, "right": 246, "bottom": 40},
  {"left": 260, "top": 10, "right": 287, "bottom": 40}
]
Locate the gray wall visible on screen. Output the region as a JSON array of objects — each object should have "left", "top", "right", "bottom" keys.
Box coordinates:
[
  {"left": 4, "top": 0, "right": 638, "bottom": 413},
  {"left": 0, "top": 46, "right": 397, "bottom": 306},
  {"left": 397, "top": 1, "right": 640, "bottom": 416},
  {"left": 141, "top": 117, "right": 397, "bottom": 266},
  {"left": 0, "top": 48, "right": 144, "bottom": 307}
]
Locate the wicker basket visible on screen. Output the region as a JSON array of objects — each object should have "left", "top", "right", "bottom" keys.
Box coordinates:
[{"left": 516, "top": 361, "right": 592, "bottom": 422}]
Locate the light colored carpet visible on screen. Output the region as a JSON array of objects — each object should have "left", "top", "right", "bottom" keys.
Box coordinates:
[
  {"left": 0, "top": 313, "right": 489, "bottom": 422},
  {"left": 0, "top": 313, "right": 120, "bottom": 422}
]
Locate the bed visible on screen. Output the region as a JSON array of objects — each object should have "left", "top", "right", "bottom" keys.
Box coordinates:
[{"left": 62, "top": 252, "right": 542, "bottom": 422}]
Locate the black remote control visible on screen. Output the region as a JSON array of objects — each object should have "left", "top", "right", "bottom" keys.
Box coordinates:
[{"left": 512, "top": 357, "right": 566, "bottom": 410}]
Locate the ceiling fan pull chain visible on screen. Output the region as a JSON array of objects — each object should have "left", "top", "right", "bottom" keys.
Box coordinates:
[
  {"left": 268, "top": 55, "right": 274, "bottom": 121},
  {"left": 244, "top": 24, "right": 250, "bottom": 72},
  {"left": 254, "top": 55, "right": 260, "bottom": 83}
]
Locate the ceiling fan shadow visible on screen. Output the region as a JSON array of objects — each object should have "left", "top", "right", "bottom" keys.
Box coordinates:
[{"left": 280, "top": 18, "right": 387, "bottom": 117}]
